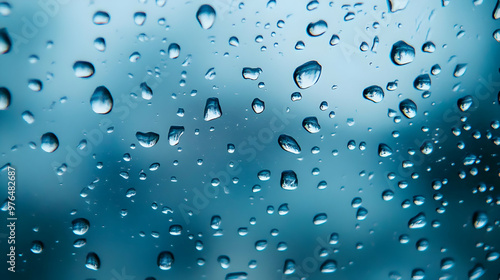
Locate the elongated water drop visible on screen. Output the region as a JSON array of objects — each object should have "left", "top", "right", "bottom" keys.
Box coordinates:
[
  {"left": 129, "top": 52, "right": 141, "bottom": 62},
  {"left": 211, "top": 215, "right": 221, "bottom": 229},
  {"left": 307, "top": 20, "right": 327, "bottom": 36},
  {"left": 140, "top": 82, "right": 153, "bottom": 100},
  {"left": 93, "top": 11, "right": 110, "bottom": 25},
  {"left": 85, "top": 252, "right": 100, "bottom": 270},
  {"left": 90, "top": 86, "right": 113, "bottom": 114},
  {"left": 293, "top": 60, "right": 322, "bottom": 89},
  {"left": 363, "top": 85, "right": 384, "bottom": 103},
  {"left": 329, "top": 34, "right": 340, "bottom": 46},
  {"left": 196, "top": 4, "right": 216, "bottom": 29},
  {"left": 400, "top": 99, "right": 417, "bottom": 119},
  {"left": 73, "top": 61, "right": 95, "bottom": 78},
  {"left": 94, "top": 37, "right": 106, "bottom": 52},
  {"left": 225, "top": 272, "right": 247, "bottom": 280},
  {"left": 205, "top": 67, "right": 216, "bottom": 80},
  {"left": 284, "top": 259, "right": 296, "bottom": 274},
  {"left": 168, "top": 126, "right": 184, "bottom": 146},
  {"left": 168, "top": 43, "right": 180, "bottom": 59},
  {"left": 136, "top": 132, "right": 159, "bottom": 148},
  {"left": 408, "top": 212, "right": 426, "bottom": 229},
  {"left": 252, "top": 98, "right": 265, "bottom": 114},
  {"left": 204, "top": 97, "right": 222, "bottom": 121},
  {"left": 242, "top": 67, "right": 262, "bottom": 80},
  {"left": 453, "top": 63, "right": 467, "bottom": 77},
  {"left": 458, "top": 95, "right": 473, "bottom": 112},
  {"left": 388, "top": 0, "right": 408, "bottom": 12},
  {"left": 494, "top": 0, "right": 500, "bottom": 19},
  {"left": 420, "top": 141, "right": 433, "bottom": 155},
  {"left": 72, "top": 218, "right": 90, "bottom": 235},
  {"left": 313, "top": 213, "right": 327, "bottom": 225},
  {"left": 468, "top": 264, "right": 485, "bottom": 280},
  {"left": 41, "top": 132, "right": 59, "bottom": 153},
  {"left": 320, "top": 260, "right": 337, "bottom": 273},
  {"left": 302, "top": 117, "right": 320, "bottom": 133},
  {"left": 22, "top": 111, "right": 34, "bottom": 124},
  {"left": 0, "top": 28, "right": 11, "bottom": 54},
  {"left": 391, "top": 41, "right": 415, "bottom": 65},
  {"left": 0, "top": 87, "right": 10, "bottom": 110},
  {"left": 278, "top": 134, "right": 301, "bottom": 154},
  {"left": 158, "top": 251, "right": 174, "bottom": 270},
  {"left": 281, "top": 170, "right": 298, "bottom": 190}
]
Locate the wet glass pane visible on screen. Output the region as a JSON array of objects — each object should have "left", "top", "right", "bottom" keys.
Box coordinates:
[{"left": 0, "top": 0, "right": 500, "bottom": 279}]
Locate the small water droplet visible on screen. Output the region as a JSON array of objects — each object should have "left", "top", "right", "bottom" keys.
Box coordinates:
[
  {"left": 472, "top": 211, "right": 488, "bottom": 229},
  {"left": 313, "top": 213, "right": 328, "bottom": 225},
  {"left": 408, "top": 212, "right": 426, "bottom": 229},
  {"left": 85, "top": 252, "right": 100, "bottom": 270},
  {"left": 242, "top": 67, "right": 262, "bottom": 80},
  {"left": 158, "top": 251, "right": 174, "bottom": 270},
  {"left": 0, "top": 28, "right": 11, "bottom": 54},
  {"left": 72, "top": 218, "right": 90, "bottom": 235},
  {"left": 168, "top": 126, "right": 184, "bottom": 146},
  {"left": 136, "top": 132, "right": 160, "bottom": 148},
  {"left": 363, "top": 85, "right": 384, "bottom": 103},
  {"left": 252, "top": 98, "right": 265, "bottom": 114},
  {"left": 302, "top": 117, "right": 321, "bottom": 133},
  {"left": 378, "top": 143, "right": 393, "bottom": 157},
  {"left": 0, "top": 87, "right": 10, "bottom": 110},
  {"left": 399, "top": 99, "right": 418, "bottom": 119},
  {"left": 134, "top": 11, "right": 146, "bottom": 26},
  {"left": 140, "top": 82, "right": 153, "bottom": 100},
  {"left": 73, "top": 61, "right": 95, "bottom": 78},
  {"left": 204, "top": 97, "right": 222, "bottom": 121},
  {"left": 307, "top": 20, "right": 328, "bottom": 36},
  {"left": 93, "top": 11, "right": 110, "bottom": 25},
  {"left": 41, "top": 132, "right": 59, "bottom": 153},
  {"left": 90, "top": 86, "right": 113, "bottom": 114},
  {"left": 320, "top": 260, "right": 337, "bottom": 273},
  {"left": 94, "top": 37, "right": 106, "bottom": 52},
  {"left": 391, "top": 41, "right": 415, "bottom": 65}
]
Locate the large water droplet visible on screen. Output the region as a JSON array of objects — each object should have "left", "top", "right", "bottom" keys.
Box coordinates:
[
  {"left": 0, "top": 87, "right": 10, "bottom": 110},
  {"left": 399, "top": 99, "right": 417, "bottom": 119},
  {"left": 85, "top": 252, "right": 100, "bottom": 270},
  {"left": 472, "top": 211, "right": 488, "bottom": 229},
  {"left": 72, "top": 218, "right": 90, "bottom": 235},
  {"left": 378, "top": 143, "right": 393, "bottom": 157},
  {"left": 0, "top": 2, "right": 11, "bottom": 16},
  {"left": 391, "top": 41, "right": 415, "bottom": 65},
  {"left": 302, "top": 117, "right": 321, "bottom": 133},
  {"left": 93, "top": 11, "right": 110, "bottom": 25},
  {"left": 28, "top": 79, "right": 42, "bottom": 92},
  {"left": 204, "top": 97, "right": 222, "bottom": 121},
  {"left": 356, "top": 207, "right": 368, "bottom": 220},
  {"left": 408, "top": 212, "right": 426, "bottom": 229},
  {"left": 242, "top": 67, "right": 262, "bottom": 80},
  {"left": 41, "top": 132, "right": 59, "bottom": 153},
  {"left": 229, "top": 36, "right": 239, "bottom": 46},
  {"left": 283, "top": 259, "right": 296, "bottom": 274},
  {"left": 225, "top": 272, "right": 247, "bottom": 280},
  {"left": 158, "top": 251, "right": 174, "bottom": 270},
  {"left": 362, "top": 85, "right": 384, "bottom": 103},
  {"left": 278, "top": 134, "right": 301, "bottom": 154},
  {"left": 320, "top": 260, "right": 337, "bottom": 273},
  {"left": 0, "top": 28, "right": 11, "bottom": 54},
  {"left": 217, "top": 255, "right": 230, "bottom": 269},
  {"left": 140, "top": 82, "right": 153, "bottom": 100},
  {"left": 293, "top": 60, "right": 322, "bottom": 89},
  {"left": 468, "top": 264, "right": 485, "bottom": 280},
  {"left": 281, "top": 170, "right": 298, "bottom": 190},
  {"left": 413, "top": 74, "right": 431, "bottom": 90},
  {"left": 453, "top": 63, "right": 467, "bottom": 77},
  {"left": 168, "top": 43, "right": 180, "bottom": 59},
  {"left": 307, "top": 20, "right": 327, "bottom": 36},
  {"left": 252, "top": 98, "right": 265, "bottom": 114},
  {"left": 313, "top": 213, "right": 327, "bottom": 225},
  {"left": 168, "top": 126, "right": 184, "bottom": 146},
  {"left": 73, "top": 61, "right": 95, "bottom": 78},
  {"left": 134, "top": 11, "right": 146, "bottom": 26},
  {"left": 388, "top": 0, "right": 409, "bottom": 12},
  {"left": 94, "top": 37, "right": 106, "bottom": 52},
  {"left": 494, "top": 0, "right": 500, "bottom": 19},
  {"left": 90, "top": 86, "right": 113, "bottom": 114},
  {"left": 458, "top": 95, "right": 473, "bottom": 112},
  {"left": 196, "top": 4, "right": 216, "bottom": 29},
  {"left": 136, "top": 132, "right": 160, "bottom": 148}
]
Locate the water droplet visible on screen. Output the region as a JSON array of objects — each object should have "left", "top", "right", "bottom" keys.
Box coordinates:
[
  {"left": 278, "top": 203, "right": 289, "bottom": 215},
  {"left": 408, "top": 212, "right": 426, "bottom": 229},
  {"left": 356, "top": 207, "right": 368, "bottom": 220},
  {"left": 255, "top": 240, "right": 268, "bottom": 251},
  {"left": 329, "top": 34, "right": 340, "bottom": 46},
  {"left": 420, "top": 141, "right": 433, "bottom": 155},
  {"left": 28, "top": 79, "right": 42, "bottom": 92},
  {"left": 129, "top": 52, "right": 141, "bottom": 62},
  {"left": 307, "top": 20, "right": 328, "bottom": 37},
  {"left": 363, "top": 85, "right": 384, "bottom": 103},
  {"left": 134, "top": 11, "right": 146, "bottom": 26},
  {"left": 225, "top": 272, "right": 247, "bottom": 280},
  {"left": 453, "top": 63, "right": 467, "bottom": 77},
  {"left": 441, "top": 258, "right": 455, "bottom": 270},
  {"left": 413, "top": 74, "right": 431, "bottom": 90},
  {"left": 458, "top": 95, "right": 473, "bottom": 112},
  {"left": 72, "top": 218, "right": 90, "bottom": 235},
  {"left": 85, "top": 252, "right": 100, "bottom": 270},
  {"left": 278, "top": 134, "right": 301, "bottom": 154},
  {"left": 302, "top": 117, "right": 321, "bottom": 133},
  {"left": 168, "top": 43, "right": 180, "bottom": 59},
  {"left": 494, "top": 0, "right": 500, "bottom": 19},
  {"left": 196, "top": 4, "right": 216, "bottom": 29},
  {"left": 307, "top": 0, "right": 319, "bottom": 10},
  {"left": 391, "top": 41, "right": 415, "bottom": 65},
  {"left": 378, "top": 144, "right": 393, "bottom": 157},
  {"left": 218, "top": 255, "right": 230, "bottom": 269},
  {"left": 293, "top": 60, "right": 322, "bottom": 89},
  {"left": 158, "top": 251, "right": 174, "bottom": 270},
  {"left": 251, "top": 98, "right": 265, "bottom": 114},
  {"left": 204, "top": 97, "right": 222, "bottom": 121},
  {"left": 313, "top": 213, "right": 327, "bottom": 225},
  {"left": 22, "top": 110, "right": 34, "bottom": 124},
  {"left": 168, "top": 126, "right": 184, "bottom": 146},
  {"left": 494, "top": 29, "right": 500, "bottom": 42},
  {"left": 94, "top": 37, "right": 106, "bottom": 52},
  {"left": 93, "top": 11, "right": 110, "bottom": 25},
  {"left": 320, "top": 260, "right": 337, "bottom": 273},
  {"left": 468, "top": 264, "right": 485, "bottom": 280},
  {"left": 281, "top": 170, "right": 298, "bottom": 190},
  {"left": 229, "top": 36, "right": 239, "bottom": 46},
  {"left": 205, "top": 67, "right": 216, "bottom": 80},
  {"left": 0, "top": 2, "right": 11, "bottom": 16},
  {"left": 136, "top": 132, "right": 160, "bottom": 148},
  {"left": 242, "top": 67, "right": 262, "bottom": 80},
  {"left": 41, "top": 132, "right": 59, "bottom": 153},
  {"left": 473, "top": 211, "right": 488, "bottom": 229},
  {"left": 486, "top": 251, "right": 499, "bottom": 261},
  {"left": 0, "top": 28, "right": 11, "bottom": 54},
  {"left": 73, "top": 61, "right": 95, "bottom": 78},
  {"left": 388, "top": 0, "right": 409, "bottom": 12},
  {"left": 31, "top": 240, "right": 43, "bottom": 254},
  {"left": 169, "top": 225, "right": 182, "bottom": 235},
  {"left": 140, "top": 82, "right": 153, "bottom": 100},
  {"left": 422, "top": 41, "right": 436, "bottom": 53},
  {"left": 399, "top": 99, "right": 417, "bottom": 119},
  {"left": 283, "top": 259, "right": 296, "bottom": 274},
  {"left": 90, "top": 86, "right": 113, "bottom": 114},
  {"left": 0, "top": 87, "right": 10, "bottom": 110}
]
